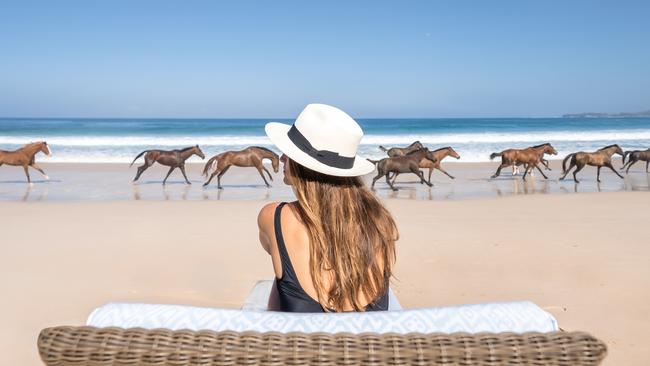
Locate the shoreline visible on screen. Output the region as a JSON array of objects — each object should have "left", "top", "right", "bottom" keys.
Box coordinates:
[{"left": 1, "top": 159, "right": 648, "bottom": 202}]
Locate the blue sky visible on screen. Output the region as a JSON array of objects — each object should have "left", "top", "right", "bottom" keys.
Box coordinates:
[{"left": 1, "top": 0, "right": 649, "bottom": 118}]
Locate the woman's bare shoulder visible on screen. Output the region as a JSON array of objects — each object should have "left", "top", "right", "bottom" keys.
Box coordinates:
[{"left": 257, "top": 202, "right": 281, "bottom": 229}]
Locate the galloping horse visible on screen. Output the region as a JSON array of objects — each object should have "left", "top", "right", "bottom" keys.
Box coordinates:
[
  {"left": 620, "top": 148, "right": 650, "bottom": 173},
  {"left": 130, "top": 145, "right": 205, "bottom": 185},
  {"left": 202, "top": 146, "right": 279, "bottom": 189},
  {"left": 0, "top": 141, "right": 51, "bottom": 184},
  {"left": 378, "top": 141, "right": 424, "bottom": 157},
  {"left": 390, "top": 146, "right": 460, "bottom": 184},
  {"left": 490, "top": 143, "right": 558, "bottom": 180},
  {"left": 369, "top": 148, "right": 437, "bottom": 191},
  {"left": 559, "top": 144, "right": 624, "bottom": 183},
  {"left": 512, "top": 143, "right": 553, "bottom": 175}
]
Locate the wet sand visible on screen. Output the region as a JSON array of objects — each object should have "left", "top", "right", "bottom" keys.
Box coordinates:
[{"left": 1, "top": 159, "right": 648, "bottom": 201}]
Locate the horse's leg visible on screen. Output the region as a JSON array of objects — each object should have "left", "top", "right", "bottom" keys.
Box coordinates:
[
  {"left": 412, "top": 167, "right": 432, "bottom": 187},
  {"left": 522, "top": 166, "right": 529, "bottom": 181},
  {"left": 438, "top": 166, "right": 454, "bottom": 179},
  {"left": 30, "top": 162, "right": 49, "bottom": 180},
  {"left": 179, "top": 165, "right": 191, "bottom": 184},
  {"left": 543, "top": 158, "right": 551, "bottom": 170},
  {"left": 390, "top": 173, "right": 399, "bottom": 186},
  {"left": 371, "top": 172, "right": 384, "bottom": 190},
  {"left": 606, "top": 162, "right": 624, "bottom": 179},
  {"left": 559, "top": 161, "right": 575, "bottom": 180},
  {"left": 386, "top": 172, "right": 398, "bottom": 191},
  {"left": 646, "top": 161, "right": 649, "bottom": 173},
  {"left": 216, "top": 166, "right": 231, "bottom": 189},
  {"left": 133, "top": 161, "right": 151, "bottom": 182},
  {"left": 203, "top": 170, "right": 219, "bottom": 187},
  {"left": 23, "top": 165, "right": 32, "bottom": 184},
  {"left": 534, "top": 164, "right": 548, "bottom": 179},
  {"left": 262, "top": 166, "right": 273, "bottom": 181},
  {"left": 597, "top": 166, "right": 602, "bottom": 182},
  {"left": 491, "top": 163, "right": 508, "bottom": 179},
  {"left": 162, "top": 166, "right": 176, "bottom": 185},
  {"left": 621, "top": 160, "right": 632, "bottom": 172},
  {"left": 624, "top": 160, "right": 636, "bottom": 173},
  {"left": 255, "top": 166, "right": 271, "bottom": 187},
  {"left": 572, "top": 163, "right": 585, "bottom": 183}
]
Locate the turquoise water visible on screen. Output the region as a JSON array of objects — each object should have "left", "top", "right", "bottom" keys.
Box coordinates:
[{"left": 1, "top": 118, "right": 649, "bottom": 162}]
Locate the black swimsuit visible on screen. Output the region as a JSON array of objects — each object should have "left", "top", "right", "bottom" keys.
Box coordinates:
[{"left": 274, "top": 202, "right": 389, "bottom": 312}]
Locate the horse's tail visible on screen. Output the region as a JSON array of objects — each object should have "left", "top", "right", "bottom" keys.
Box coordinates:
[
  {"left": 378, "top": 145, "right": 389, "bottom": 152},
  {"left": 489, "top": 151, "right": 502, "bottom": 160},
  {"left": 202, "top": 155, "right": 221, "bottom": 177},
  {"left": 129, "top": 150, "right": 149, "bottom": 167},
  {"left": 622, "top": 151, "right": 632, "bottom": 165},
  {"left": 366, "top": 158, "right": 380, "bottom": 166},
  {"left": 562, "top": 153, "right": 576, "bottom": 173}
]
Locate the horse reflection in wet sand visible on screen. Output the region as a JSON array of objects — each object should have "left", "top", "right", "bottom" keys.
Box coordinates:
[
  {"left": 621, "top": 148, "right": 650, "bottom": 173},
  {"left": 202, "top": 146, "right": 279, "bottom": 189},
  {"left": 490, "top": 143, "right": 558, "bottom": 181},
  {"left": 0, "top": 141, "right": 51, "bottom": 184},
  {"left": 559, "top": 144, "right": 624, "bottom": 183},
  {"left": 378, "top": 141, "right": 423, "bottom": 157},
  {"left": 369, "top": 147, "right": 437, "bottom": 191},
  {"left": 390, "top": 146, "right": 460, "bottom": 185},
  {"left": 130, "top": 145, "right": 205, "bottom": 185}
]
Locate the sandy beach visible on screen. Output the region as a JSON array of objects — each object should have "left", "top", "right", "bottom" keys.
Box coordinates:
[{"left": 0, "top": 189, "right": 648, "bottom": 365}]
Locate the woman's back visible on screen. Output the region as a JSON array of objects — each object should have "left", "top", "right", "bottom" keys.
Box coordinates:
[
  {"left": 260, "top": 103, "right": 398, "bottom": 313},
  {"left": 266, "top": 201, "right": 388, "bottom": 312}
]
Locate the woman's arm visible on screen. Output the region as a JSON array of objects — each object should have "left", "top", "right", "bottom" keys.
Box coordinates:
[{"left": 257, "top": 202, "right": 277, "bottom": 255}]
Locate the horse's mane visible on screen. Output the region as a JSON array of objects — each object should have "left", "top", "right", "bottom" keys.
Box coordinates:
[
  {"left": 531, "top": 143, "right": 550, "bottom": 148},
  {"left": 179, "top": 145, "right": 197, "bottom": 152},
  {"left": 433, "top": 146, "right": 452, "bottom": 152},
  {"left": 250, "top": 146, "right": 277, "bottom": 155},
  {"left": 598, "top": 144, "right": 620, "bottom": 151},
  {"left": 405, "top": 147, "right": 428, "bottom": 155}
]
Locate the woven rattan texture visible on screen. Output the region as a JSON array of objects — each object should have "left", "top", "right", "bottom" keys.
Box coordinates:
[{"left": 38, "top": 326, "right": 607, "bottom": 366}]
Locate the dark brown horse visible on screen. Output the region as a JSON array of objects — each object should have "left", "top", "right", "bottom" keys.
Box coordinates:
[
  {"left": 202, "top": 146, "right": 279, "bottom": 189},
  {"left": 369, "top": 148, "right": 437, "bottom": 191},
  {"left": 559, "top": 144, "right": 624, "bottom": 183},
  {"left": 621, "top": 148, "right": 650, "bottom": 173},
  {"left": 130, "top": 145, "right": 205, "bottom": 185},
  {"left": 0, "top": 141, "right": 51, "bottom": 184},
  {"left": 390, "top": 146, "right": 460, "bottom": 184},
  {"left": 490, "top": 143, "right": 558, "bottom": 180},
  {"left": 378, "top": 141, "right": 424, "bottom": 157}
]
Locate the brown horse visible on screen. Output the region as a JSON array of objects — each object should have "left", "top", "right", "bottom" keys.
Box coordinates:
[
  {"left": 490, "top": 143, "right": 558, "bottom": 180},
  {"left": 378, "top": 141, "right": 424, "bottom": 157},
  {"left": 202, "top": 146, "right": 279, "bottom": 189},
  {"left": 559, "top": 144, "right": 624, "bottom": 183},
  {"left": 620, "top": 148, "right": 650, "bottom": 173},
  {"left": 390, "top": 146, "right": 460, "bottom": 184},
  {"left": 0, "top": 141, "right": 51, "bottom": 184},
  {"left": 130, "top": 145, "right": 205, "bottom": 185},
  {"left": 512, "top": 143, "right": 553, "bottom": 175},
  {"left": 369, "top": 148, "right": 437, "bottom": 191}
]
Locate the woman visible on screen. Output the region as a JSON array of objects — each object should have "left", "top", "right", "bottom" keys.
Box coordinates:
[{"left": 258, "top": 104, "right": 399, "bottom": 312}]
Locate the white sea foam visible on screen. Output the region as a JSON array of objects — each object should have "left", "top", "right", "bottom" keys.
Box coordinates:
[
  {"left": 2, "top": 129, "right": 650, "bottom": 147},
  {"left": 3, "top": 129, "right": 650, "bottom": 163}
]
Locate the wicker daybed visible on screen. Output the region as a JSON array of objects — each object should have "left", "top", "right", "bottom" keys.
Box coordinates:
[
  {"left": 37, "top": 282, "right": 607, "bottom": 365},
  {"left": 38, "top": 326, "right": 606, "bottom": 366}
]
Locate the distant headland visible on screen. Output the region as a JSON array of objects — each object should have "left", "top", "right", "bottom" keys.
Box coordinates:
[{"left": 563, "top": 110, "right": 650, "bottom": 118}]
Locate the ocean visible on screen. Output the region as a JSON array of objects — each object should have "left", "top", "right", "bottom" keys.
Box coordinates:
[{"left": 1, "top": 117, "right": 649, "bottom": 163}]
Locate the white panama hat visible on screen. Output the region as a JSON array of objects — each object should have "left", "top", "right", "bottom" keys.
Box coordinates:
[{"left": 265, "top": 103, "right": 375, "bottom": 177}]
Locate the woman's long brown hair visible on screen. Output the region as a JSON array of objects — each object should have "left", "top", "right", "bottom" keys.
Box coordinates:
[{"left": 288, "top": 159, "right": 398, "bottom": 311}]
